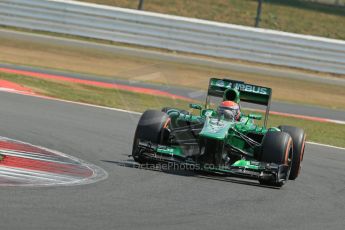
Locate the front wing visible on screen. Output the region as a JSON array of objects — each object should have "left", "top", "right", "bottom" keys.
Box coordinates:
[{"left": 135, "top": 141, "right": 289, "bottom": 184}]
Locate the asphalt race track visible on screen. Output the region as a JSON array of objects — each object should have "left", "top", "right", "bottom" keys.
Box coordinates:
[{"left": 0, "top": 91, "right": 344, "bottom": 230}]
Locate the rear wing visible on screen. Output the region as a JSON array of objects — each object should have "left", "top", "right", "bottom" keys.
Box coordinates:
[
  {"left": 207, "top": 78, "right": 272, "bottom": 105},
  {"left": 206, "top": 78, "right": 272, "bottom": 126}
]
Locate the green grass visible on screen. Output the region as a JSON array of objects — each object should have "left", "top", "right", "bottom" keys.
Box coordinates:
[
  {"left": 267, "top": 113, "right": 344, "bottom": 148},
  {"left": 0, "top": 73, "right": 190, "bottom": 112},
  {"left": 0, "top": 72, "right": 344, "bottom": 148},
  {"left": 80, "top": 0, "right": 345, "bottom": 40}
]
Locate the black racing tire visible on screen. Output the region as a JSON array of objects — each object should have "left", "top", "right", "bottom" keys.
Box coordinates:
[
  {"left": 132, "top": 110, "right": 170, "bottom": 164},
  {"left": 259, "top": 131, "right": 293, "bottom": 187},
  {"left": 279, "top": 125, "right": 306, "bottom": 180}
]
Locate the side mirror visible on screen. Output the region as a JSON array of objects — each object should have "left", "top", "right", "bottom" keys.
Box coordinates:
[
  {"left": 189, "top": 103, "right": 203, "bottom": 110},
  {"left": 248, "top": 113, "right": 262, "bottom": 120}
]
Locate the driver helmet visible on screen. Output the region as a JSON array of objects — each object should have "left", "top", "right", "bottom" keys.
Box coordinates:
[{"left": 218, "top": 101, "right": 241, "bottom": 120}]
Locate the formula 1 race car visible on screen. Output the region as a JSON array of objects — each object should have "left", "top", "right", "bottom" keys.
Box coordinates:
[{"left": 132, "top": 78, "right": 306, "bottom": 187}]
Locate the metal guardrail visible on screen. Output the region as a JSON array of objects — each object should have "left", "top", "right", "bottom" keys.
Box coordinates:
[
  {"left": 0, "top": 0, "right": 344, "bottom": 74},
  {"left": 304, "top": 0, "right": 345, "bottom": 6}
]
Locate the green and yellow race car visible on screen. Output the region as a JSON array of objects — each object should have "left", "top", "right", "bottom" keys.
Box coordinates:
[{"left": 132, "top": 78, "right": 306, "bottom": 187}]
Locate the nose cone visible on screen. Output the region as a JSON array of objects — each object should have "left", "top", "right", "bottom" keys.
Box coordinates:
[{"left": 199, "top": 118, "right": 232, "bottom": 140}]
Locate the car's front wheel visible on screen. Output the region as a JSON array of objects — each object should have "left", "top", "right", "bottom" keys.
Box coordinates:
[
  {"left": 279, "top": 125, "right": 306, "bottom": 180},
  {"left": 132, "top": 110, "right": 170, "bottom": 164},
  {"left": 259, "top": 131, "right": 293, "bottom": 187}
]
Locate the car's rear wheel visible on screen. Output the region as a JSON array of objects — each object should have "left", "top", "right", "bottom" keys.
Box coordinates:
[
  {"left": 279, "top": 125, "right": 306, "bottom": 180},
  {"left": 132, "top": 110, "right": 170, "bottom": 164},
  {"left": 259, "top": 131, "right": 293, "bottom": 187}
]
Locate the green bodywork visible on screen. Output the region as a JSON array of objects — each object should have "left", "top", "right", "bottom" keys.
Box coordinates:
[
  {"left": 199, "top": 117, "right": 233, "bottom": 140},
  {"left": 157, "top": 145, "right": 184, "bottom": 158},
  {"left": 232, "top": 159, "right": 260, "bottom": 170},
  {"left": 154, "top": 108, "right": 270, "bottom": 170},
  {"left": 155, "top": 144, "right": 261, "bottom": 171},
  {"left": 136, "top": 78, "right": 286, "bottom": 182},
  {"left": 208, "top": 78, "right": 272, "bottom": 106}
]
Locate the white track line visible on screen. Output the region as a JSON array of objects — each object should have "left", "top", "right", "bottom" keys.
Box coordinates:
[
  {"left": 306, "top": 142, "right": 345, "bottom": 151},
  {"left": 1, "top": 89, "right": 344, "bottom": 151}
]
